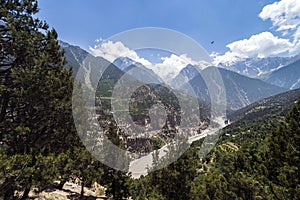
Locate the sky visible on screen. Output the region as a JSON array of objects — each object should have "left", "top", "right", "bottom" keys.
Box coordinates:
[{"left": 37, "top": 0, "right": 300, "bottom": 69}]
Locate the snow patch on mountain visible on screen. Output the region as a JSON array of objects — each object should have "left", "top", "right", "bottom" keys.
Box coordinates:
[{"left": 216, "top": 56, "right": 293, "bottom": 78}]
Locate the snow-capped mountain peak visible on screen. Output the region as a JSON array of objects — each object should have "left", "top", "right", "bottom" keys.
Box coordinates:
[{"left": 217, "top": 56, "right": 293, "bottom": 78}]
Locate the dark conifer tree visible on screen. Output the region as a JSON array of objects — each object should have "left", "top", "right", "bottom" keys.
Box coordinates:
[{"left": 0, "top": 0, "right": 75, "bottom": 198}]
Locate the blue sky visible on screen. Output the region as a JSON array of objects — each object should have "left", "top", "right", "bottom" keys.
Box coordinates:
[
  {"left": 37, "top": 0, "right": 275, "bottom": 52},
  {"left": 37, "top": 0, "right": 300, "bottom": 65}
]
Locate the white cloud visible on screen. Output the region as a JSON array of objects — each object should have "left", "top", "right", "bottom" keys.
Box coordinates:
[
  {"left": 291, "top": 26, "right": 300, "bottom": 53},
  {"left": 148, "top": 54, "right": 210, "bottom": 82},
  {"left": 213, "top": 0, "right": 300, "bottom": 64},
  {"left": 259, "top": 0, "right": 300, "bottom": 33},
  {"left": 90, "top": 40, "right": 152, "bottom": 66},
  {"left": 95, "top": 38, "right": 104, "bottom": 43},
  {"left": 258, "top": 0, "right": 300, "bottom": 53},
  {"left": 90, "top": 40, "right": 210, "bottom": 82},
  {"left": 149, "top": 54, "right": 190, "bottom": 81},
  {"left": 213, "top": 32, "right": 293, "bottom": 64},
  {"left": 295, "top": 26, "right": 300, "bottom": 41},
  {"left": 211, "top": 51, "right": 247, "bottom": 65},
  {"left": 228, "top": 32, "right": 292, "bottom": 57}
]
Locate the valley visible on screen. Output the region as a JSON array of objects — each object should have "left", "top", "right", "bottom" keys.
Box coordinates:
[
  {"left": 1, "top": 1, "right": 300, "bottom": 198},
  {"left": 60, "top": 41, "right": 300, "bottom": 199}
]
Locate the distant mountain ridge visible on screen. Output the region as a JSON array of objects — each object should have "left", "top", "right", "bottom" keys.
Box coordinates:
[
  {"left": 59, "top": 41, "right": 89, "bottom": 75},
  {"left": 113, "top": 57, "right": 143, "bottom": 71},
  {"left": 228, "top": 88, "right": 300, "bottom": 123},
  {"left": 60, "top": 41, "right": 290, "bottom": 111},
  {"left": 171, "top": 64, "right": 202, "bottom": 88},
  {"left": 264, "top": 59, "right": 300, "bottom": 89},
  {"left": 216, "top": 54, "right": 300, "bottom": 89},
  {"left": 217, "top": 56, "right": 293, "bottom": 78},
  {"left": 180, "top": 66, "right": 287, "bottom": 110},
  {"left": 113, "top": 57, "right": 164, "bottom": 83}
]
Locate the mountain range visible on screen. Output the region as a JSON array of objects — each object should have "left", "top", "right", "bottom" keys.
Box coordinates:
[
  {"left": 217, "top": 56, "right": 291, "bottom": 78},
  {"left": 175, "top": 66, "right": 287, "bottom": 110},
  {"left": 217, "top": 55, "right": 300, "bottom": 90},
  {"left": 113, "top": 57, "right": 164, "bottom": 84},
  {"left": 227, "top": 87, "right": 300, "bottom": 123},
  {"left": 264, "top": 59, "right": 300, "bottom": 89},
  {"left": 60, "top": 41, "right": 298, "bottom": 111}
]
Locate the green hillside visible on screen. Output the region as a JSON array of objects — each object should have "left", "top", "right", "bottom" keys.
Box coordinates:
[{"left": 130, "top": 89, "right": 300, "bottom": 200}]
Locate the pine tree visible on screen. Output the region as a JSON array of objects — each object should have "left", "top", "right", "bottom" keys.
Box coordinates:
[
  {"left": 0, "top": 0, "right": 75, "bottom": 198},
  {"left": 266, "top": 98, "right": 300, "bottom": 199},
  {"left": 101, "top": 123, "right": 131, "bottom": 200},
  {"left": 143, "top": 139, "right": 197, "bottom": 200},
  {"left": 58, "top": 147, "right": 104, "bottom": 199}
]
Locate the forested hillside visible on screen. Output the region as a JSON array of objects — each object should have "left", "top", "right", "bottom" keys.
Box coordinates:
[
  {"left": 130, "top": 93, "right": 300, "bottom": 199},
  {"left": 1, "top": 1, "right": 299, "bottom": 200}
]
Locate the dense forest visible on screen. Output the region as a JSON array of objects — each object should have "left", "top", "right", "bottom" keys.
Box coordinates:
[
  {"left": 130, "top": 90, "right": 300, "bottom": 199},
  {"left": 0, "top": 0, "right": 299, "bottom": 200}
]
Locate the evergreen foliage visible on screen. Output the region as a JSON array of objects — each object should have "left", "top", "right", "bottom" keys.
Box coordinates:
[
  {"left": 132, "top": 98, "right": 300, "bottom": 199},
  {"left": 0, "top": 1, "right": 131, "bottom": 199}
]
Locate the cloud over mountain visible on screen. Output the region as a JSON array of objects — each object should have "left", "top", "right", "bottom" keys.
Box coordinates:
[
  {"left": 90, "top": 40, "right": 152, "bottom": 66},
  {"left": 212, "top": 32, "right": 293, "bottom": 64},
  {"left": 90, "top": 40, "right": 210, "bottom": 82},
  {"left": 213, "top": 0, "right": 300, "bottom": 65}
]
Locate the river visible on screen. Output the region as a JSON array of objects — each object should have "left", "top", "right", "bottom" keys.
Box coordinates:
[{"left": 129, "top": 117, "right": 227, "bottom": 178}]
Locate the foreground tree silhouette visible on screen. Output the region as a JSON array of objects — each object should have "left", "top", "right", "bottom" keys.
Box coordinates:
[
  {"left": 0, "top": 1, "right": 134, "bottom": 199},
  {"left": 0, "top": 0, "right": 77, "bottom": 198}
]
